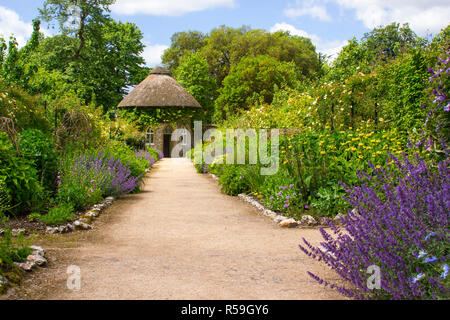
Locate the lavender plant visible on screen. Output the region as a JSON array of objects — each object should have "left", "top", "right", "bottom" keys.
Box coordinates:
[
  {"left": 135, "top": 150, "right": 156, "bottom": 167},
  {"left": 58, "top": 151, "right": 143, "bottom": 210},
  {"left": 299, "top": 153, "right": 449, "bottom": 299}
]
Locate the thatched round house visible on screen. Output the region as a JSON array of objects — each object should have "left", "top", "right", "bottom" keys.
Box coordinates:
[{"left": 118, "top": 66, "right": 201, "bottom": 158}]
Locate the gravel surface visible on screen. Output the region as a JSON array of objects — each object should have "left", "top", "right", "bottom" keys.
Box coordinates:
[{"left": 3, "top": 158, "right": 343, "bottom": 300}]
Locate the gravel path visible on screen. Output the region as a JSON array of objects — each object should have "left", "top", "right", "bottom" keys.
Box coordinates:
[{"left": 4, "top": 158, "right": 342, "bottom": 300}]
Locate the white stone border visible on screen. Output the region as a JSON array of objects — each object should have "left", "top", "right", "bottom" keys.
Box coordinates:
[
  {"left": 237, "top": 193, "right": 302, "bottom": 228},
  {"left": 45, "top": 196, "right": 117, "bottom": 234},
  {"left": 207, "top": 172, "right": 321, "bottom": 228}
]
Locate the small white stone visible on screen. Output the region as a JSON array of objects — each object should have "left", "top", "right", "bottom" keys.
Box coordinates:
[
  {"left": 12, "top": 228, "right": 26, "bottom": 237},
  {"left": 279, "top": 218, "right": 299, "bottom": 228},
  {"left": 74, "top": 220, "right": 92, "bottom": 230},
  {"left": 274, "top": 215, "right": 286, "bottom": 223},
  {"left": 14, "top": 261, "right": 34, "bottom": 272},
  {"left": 46, "top": 226, "right": 58, "bottom": 234},
  {"left": 30, "top": 246, "right": 45, "bottom": 257},
  {"left": 263, "top": 209, "right": 277, "bottom": 218},
  {"left": 300, "top": 215, "right": 318, "bottom": 226},
  {"left": 27, "top": 254, "right": 47, "bottom": 267},
  {"left": 0, "top": 275, "right": 8, "bottom": 287}
]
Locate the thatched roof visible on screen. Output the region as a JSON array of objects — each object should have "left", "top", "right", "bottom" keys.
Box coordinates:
[{"left": 118, "top": 66, "right": 201, "bottom": 108}]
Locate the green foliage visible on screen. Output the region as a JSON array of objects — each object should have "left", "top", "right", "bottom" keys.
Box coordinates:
[
  {"left": 0, "top": 231, "right": 31, "bottom": 274},
  {"left": 330, "top": 23, "right": 420, "bottom": 81},
  {"left": 162, "top": 31, "right": 206, "bottom": 73},
  {"left": 214, "top": 55, "right": 298, "bottom": 120},
  {"left": 37, "top": 203, "right": 75, "bottom": 226},
  {"left": 18, "top": 129, "right": 58, "bottom": 191},
  {"left": 120, "top": 107, "right": 199, "bottom": 129},
  {"left": 0, "top": 81, "right": 50, "bottom": 133},
  {"left": 217, "top": 165, "right": 249, "bottom": 196},
  {"left": 0, "top": 179, "right": 10, "bottom": 216},
  {"left": 0, "top": 132, "right": 44, "bottom": 215},
  {"left": 56, "top": 157, "right": 104, "bottom": 210},
  {"left": 147, "top": 148, "right": 160, "bottom": 161},
  {"left": 310, "top": 185, "right": 347, "bottom": 218},
  {"left": 0, "top": 212, "right": 32, "bottom": 281},
  {"left": 103, "top": 140, "right": 148, "bottom": 178},
  {"left": 378, "top": 47, "right": 429, "bottom": 133},
  {"left": 0, "top": 0, "right": 149, "bottom": 111},
  {"left": 174, "top": 52, "right": 217, "bottom": 122}
]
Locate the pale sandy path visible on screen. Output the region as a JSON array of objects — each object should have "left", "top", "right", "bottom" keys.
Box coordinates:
[{"left": 5, "top": 158, "right": 342, "bottom": 300}]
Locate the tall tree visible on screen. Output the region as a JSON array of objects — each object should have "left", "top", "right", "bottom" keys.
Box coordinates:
[
  {"left": 161, "top": 31, "right": 206, "bottom": 73},
  {"left": 174, "top": 52, "right": 216, "bottom": 122},
  {"left": 214, "top": 55, "right": 298, "bottom": 120},
  {"left": 39, "top": 0, "right": 115, "bottom": 60}
]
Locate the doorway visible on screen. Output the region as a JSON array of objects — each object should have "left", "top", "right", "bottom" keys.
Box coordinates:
[{"left": 163, "top": 126, "right": 173, "bottom": 158}]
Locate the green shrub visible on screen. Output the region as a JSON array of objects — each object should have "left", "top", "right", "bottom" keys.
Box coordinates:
[
  {"left": 103, "top": 140, "right": 147, "bottom": 178},
  {"left": 37, "top": 203, "right": 75, "bottom": 226},
  {"left": 0, "top": 132, "right": 44, "bottom": 214},
  {"left": 56, "top": 155, "right": 104, "bottom": 210},
  {"left": 147, "top": 147, "right": 160, "bottom": 161},
  {"left": 18, "top": 129, "right": 58, "bottom": 192},
  {"left": 310, "top": 185, "right": 348, "bottom": 217},
  {"left": 0, "top": 212, "right": 32, "bottom": 280},
  {"left": 218, "top": 165, "right": 249, "bottom": 196}
]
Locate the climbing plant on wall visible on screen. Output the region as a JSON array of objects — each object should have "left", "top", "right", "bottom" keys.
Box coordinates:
[{"left": 119, "top": 107, "right": 201, "bottom": 129}]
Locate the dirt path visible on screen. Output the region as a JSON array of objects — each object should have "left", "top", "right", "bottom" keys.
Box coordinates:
[{"left": 4, "top": 158, "right": 342, "bottom": 300}]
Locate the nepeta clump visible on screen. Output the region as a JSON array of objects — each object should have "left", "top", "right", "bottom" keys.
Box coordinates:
[
  {"left": 300, "top": 153, "right": 449, "bottom": 299},
  {"left": 58, "top": 152, "right": 143, "bottom": 209},
  {"left": 135, "top": 150, "right": 156, "bottom": 166}
]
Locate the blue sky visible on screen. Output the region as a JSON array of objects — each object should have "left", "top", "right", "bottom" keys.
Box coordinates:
[{"left": 1, "top": 0, "right": 449, "bottom": 66}]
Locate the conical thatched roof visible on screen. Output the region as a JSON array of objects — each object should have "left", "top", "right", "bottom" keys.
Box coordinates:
[{"left": 118, "top": 66, "right": 201, "bottom": 108}]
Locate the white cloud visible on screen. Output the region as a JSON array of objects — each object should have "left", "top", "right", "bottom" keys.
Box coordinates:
[
  {"left": 0, "top": 6, "right": 52, "bottom": 48},
  {"left": 284, "top": 1, "right": 332, "bottom": 21},
  {"left": 112, "top": 0, "right": 236, "bottom": 16},
  {"left": 0, "top": 6, "right": 33, "bottom": 47},
  {"left": 334, "top": 0, "right": 450, "bottom": 34},
  {"left": 142, "top": 43, "right": 169, "bottom": 66},
  {"left": 271, "top": 22, "right": 347, "bottom": 59}
]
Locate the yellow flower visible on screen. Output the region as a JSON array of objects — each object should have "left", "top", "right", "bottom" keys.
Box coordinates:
[
  {"left": 320, "top": 151, "right": 326, "bottom": 155},
  {"left": 358, "top": 155, "right": 364, "bottom": 159}
]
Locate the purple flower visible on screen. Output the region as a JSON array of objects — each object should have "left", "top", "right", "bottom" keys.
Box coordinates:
[
  {"left": 284, "top": 204, "right": 289, "bottom": 208},
  {"left": 299, "top": 152, "right": 450, "bottom": 300},
  {"left": 269, "top": 196, "right": 274, "bottom": 200},
  {"left": 304, "top": 205, "right": 309, "bottom": 210},
  {"left": 289, "top": 184, "right": 294, "bottom": 188},
  {"left": 286, "top": 195, "right": 291, "bottom": 199},
  {"left": 424, "top": 257, "right": 438, "bottom": 264}
]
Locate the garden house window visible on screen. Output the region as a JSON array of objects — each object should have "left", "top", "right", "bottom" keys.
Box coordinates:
[{"left": 147, "top": 129, "right": 155, "bottom": 145}]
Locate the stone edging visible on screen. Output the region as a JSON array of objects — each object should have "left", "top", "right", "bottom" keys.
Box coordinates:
[
  {"left": 207, "top": 173, "right": 325, "bottom": 228},
  {"left": 45, "top": 196, "right": 117, "bottom": 234},
  {"left": 237, "top": 193, "right": 309, "bottom": 228}
]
